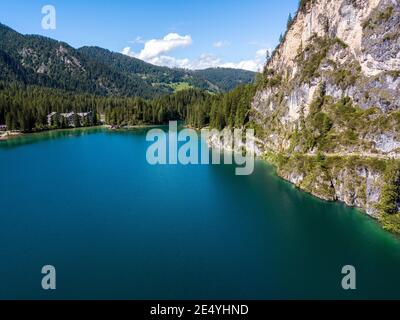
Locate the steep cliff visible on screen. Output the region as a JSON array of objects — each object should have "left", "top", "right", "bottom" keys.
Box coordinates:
[{"left": 251, "top": 0, "right": 400, "bottom": 231}]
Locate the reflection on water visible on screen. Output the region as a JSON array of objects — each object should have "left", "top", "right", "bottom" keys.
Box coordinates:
[
  {"left": 0, "top": 126, "right": 161, "bottom": 149},
  {"left": 0, "top": 127, "right": 104, "bottom": 149}
]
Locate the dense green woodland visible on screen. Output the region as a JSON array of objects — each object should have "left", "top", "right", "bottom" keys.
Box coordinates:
[
  {"left": 0, "top": 81, "right": 256, "bottom": 132},
  {"left": 105, "top": 83, "right": 256, "bottom": 130}
]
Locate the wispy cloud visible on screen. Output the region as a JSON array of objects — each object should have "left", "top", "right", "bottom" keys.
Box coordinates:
[
  {"left": 213, "top": 41, "right": 230, "bottom": 48},
  {"left": 248, "top": 40, "right": 270, "bottom": 48},
  {"left": 122, "top": 33, "right": 267, "bottom": 72},
  {"left": 219, "top": 49, "right": 268, "bottom": 72},
  {"left": 128, "top": 36, "right": 146, "bottom": 44}
]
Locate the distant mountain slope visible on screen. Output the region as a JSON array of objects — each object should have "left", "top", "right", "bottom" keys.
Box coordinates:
[
  {"left": 76, "top": 46, "right": 256, "bottom": 93},
  {"left": 191, "top": 68, "right": 256, "bottom": 92},
  {"left": 0, "top": 23, "right": 255, "bottom": 98}
]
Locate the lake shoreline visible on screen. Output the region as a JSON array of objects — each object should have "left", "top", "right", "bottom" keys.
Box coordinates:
[
  {"left": 0, "top": 124, "right": 161, "bottom": 142},
  {"left": 205, "top": 133, "right": 400, "bottom": 236},
  {"left": 0, "top": 131, "right": 23, "bottom": 141},
  {"left": 0, "top": 127, "right": 101, "bottom": 141}
]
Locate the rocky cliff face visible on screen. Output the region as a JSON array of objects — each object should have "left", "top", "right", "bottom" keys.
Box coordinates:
[{"left": 251, "top": 0, "right": 400, "bottom": 225}]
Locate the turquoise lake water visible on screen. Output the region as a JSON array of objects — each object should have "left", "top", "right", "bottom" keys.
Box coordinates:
[{"left": 0, "top": 127, "right": 399, "bottom": 299}]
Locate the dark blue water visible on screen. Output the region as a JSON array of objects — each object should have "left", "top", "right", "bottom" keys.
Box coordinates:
[{"left": 0, "top": 128, "right": 399, "bottom": 299}]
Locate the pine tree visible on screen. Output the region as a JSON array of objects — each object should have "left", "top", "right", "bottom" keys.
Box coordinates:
[
  {"left": 266, "top": 50, "right": 271, "bottom": 64},
  {"left": 287, "top": 13, "right": 293, "bottom": 28}
]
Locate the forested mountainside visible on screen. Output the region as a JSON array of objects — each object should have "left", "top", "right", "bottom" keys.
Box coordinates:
[
  {"left": 0, "top": 23, "right": 255, "bottom": 98},
  {"left": 247, "top": 0, "right": 400, "bottom": 232}
]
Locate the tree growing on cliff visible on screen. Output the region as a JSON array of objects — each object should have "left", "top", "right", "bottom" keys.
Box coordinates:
[
  {"left": 266, "top": 50, "right": 271, "bottom": 64},
  {"left": 287, "top": 14, "right": 293, "bottom": 28},
  {"left": 380, "top": 160, "right": 400, "bottom": 234},
  {"left": 379, "top": 161, "right": 400, "bottom": 216}
]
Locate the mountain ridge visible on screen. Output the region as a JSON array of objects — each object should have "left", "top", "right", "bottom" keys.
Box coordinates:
[{"left": 0, "top": 22, "right": 255, "bottom": 98}]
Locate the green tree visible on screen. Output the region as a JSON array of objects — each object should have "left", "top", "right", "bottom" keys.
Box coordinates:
[{"left": 287, "top": 13, "right": 293, "bottom": 28}]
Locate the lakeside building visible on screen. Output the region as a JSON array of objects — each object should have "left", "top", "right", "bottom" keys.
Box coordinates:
[
  {"left": 0, "top": 125, "right": 7, "bottom": 131},
  {"left": 46, "top": 112, "right": 59, "bottom": 126},
  {"left": 77, "top": 112, "right": 95, "bottom": 126},
  {"left": 47, "top": 112, "right": 94, "bottom": 127}
]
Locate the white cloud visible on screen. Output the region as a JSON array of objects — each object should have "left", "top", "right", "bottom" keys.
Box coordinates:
[
  {"left": 142, "top": 33, "right": 192, "bottom": 60},
  {"left": 220, "top": 49, "right": 268, "bottom": 72},
  {"left": 122, "top": 33, "right": 268, "bottom": 72},
  {"left": 122, "top": 47, "right": 133, "bottom": 56},
  {"left": 189, "top": 50, "right": 267, "bottom": 72},
  {"left": 124, "top": 33, "right": 192, "bottom": 61},
  {"left": 213, "top": 41, "right": 230, "bottom": 48},
  {"left": 221, "top": 60, "right": 261, "bottom": 72},
  {"left": 148, "top": 55, "right": 191, "bottom": 69},
  {"left": 256, "top": 48, "right": 268, "bottom": 58},
  {"left": 128, "top": 36, "right": 146, "bottom": 44}
]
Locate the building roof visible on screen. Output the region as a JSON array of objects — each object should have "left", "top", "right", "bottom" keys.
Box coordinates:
[
  {"left": 77, "top": 112, "right": 92, "bottom": 117},
  {"left": 60, "top": 112, "right": 76, "bottom": 118},
  {"left": 47, "top": 111, "right": 92, "bottom": 118}
]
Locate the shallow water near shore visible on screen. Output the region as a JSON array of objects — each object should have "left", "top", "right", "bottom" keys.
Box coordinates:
[{"left": 0, "top": 128, "right": 399, "bottom": 299}]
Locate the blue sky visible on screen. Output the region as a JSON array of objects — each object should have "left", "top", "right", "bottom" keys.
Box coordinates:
[{"left": 0, "top": 0, "right": 299, "bottom": 71}]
